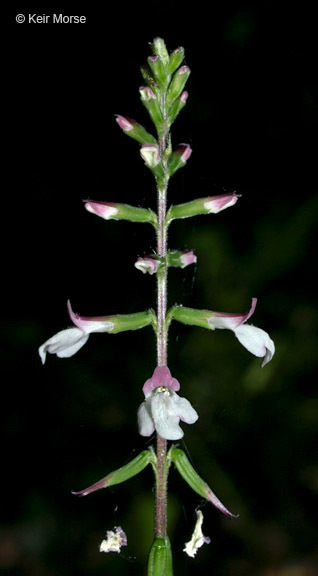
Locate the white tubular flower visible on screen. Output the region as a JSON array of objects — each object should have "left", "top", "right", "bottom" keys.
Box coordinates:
[
  {"left": 183, "top": 510, "right": 211, "bottom": 558},
  {"left": 207, "top": 298, "right": 275, "bottom": 367},
  {"left": 138, "top": 366, "right": 198, "bottom": 440},
  {"left": 38, "top": 300, "right": 115, "bottom": 364}
]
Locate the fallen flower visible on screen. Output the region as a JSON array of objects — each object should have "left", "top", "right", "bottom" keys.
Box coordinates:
[
  {"left": 183, "top": 510, "right": 210, "bottom": 558},
  {"left": 99, "top": 526, "right": 127, "bottom": 554}
]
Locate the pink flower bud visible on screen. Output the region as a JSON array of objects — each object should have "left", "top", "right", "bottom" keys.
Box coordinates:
[
  {"left": 180, "top": 250, "right": 197, "bottom": 268},
  {"left": 139, "top": 86, "right": 157, "bottom": 102},
  {"left": 177, "top": 143, "right": 192, "bottom": 163},
  {"left": 180, "top": 91, "right": 189, "bottom": 103},
  {"left": 85, "top": 200, "right": 118, "bottom": 220},
  {"left": 140, "top": 143, "right": 160, "bottom": 167},
  {"left": 135, "top": 256, "right": 161, "bottom": 275},
  {"left": 115, "top": 115, "right": 134, "bottom": 131},
  {"left": 203, "top": 193, "right": 240, "bottom": 213}
]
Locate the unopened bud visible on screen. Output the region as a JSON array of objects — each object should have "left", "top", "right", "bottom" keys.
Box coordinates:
[
  {"left": 139, "top": 86, "right": 164, "bottom": 134},
  {"left": 167, "top": 144, "right": 192, "bottom": 176},
  {"left": 167, "top": 250, "right": 197, "bottom": 269},
  {"left": 167, "top": 47, "right": 185, "bottom": 75},
  {"left": 167, "top": 65, "right": 191, "bottom": 103},
  {"left": 166, "top": 193, "right": 239, "bottom": 224},
  {"left": 168, "top": 91, "right": 189, "bottom": 125},
  {"left": 115, "top": 115, "right": 157, "bottom": 145},
  {"left": 135, "top": 255, "right": 162, "bottom": 275},
  {"left": 85, "top": 200, "right": 157, "bottom": 226},
  {"left": 148, "top": 537, "right": 173, "bottom": 576}
]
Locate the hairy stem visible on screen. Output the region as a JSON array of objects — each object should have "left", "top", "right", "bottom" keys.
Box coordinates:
[{"left": 155, "top": 116, "right": 170, "bottom": 538}]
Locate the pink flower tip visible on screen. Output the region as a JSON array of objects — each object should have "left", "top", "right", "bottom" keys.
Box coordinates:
[
  {"left": 84, "top": 200, "right": 118, "bottom": 220},
  {"left": 115, "top": 115, "right": 134, "bottom": 131},
  {"left": 180, "top": 250, "right": 197, "bottom": 268},
  {"left": 181, "top": 91, "right": 189, "bottom": 103},
  {"left": 177, "top": 143, "right": 192, "bottom": 163},
  {"left": 142, "top": 366, "right": 180, "bottom": 396}
]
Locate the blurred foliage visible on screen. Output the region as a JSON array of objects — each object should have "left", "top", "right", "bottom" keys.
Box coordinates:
[{"left": 2, "top": 3, "right": 317, "bottom": 576}]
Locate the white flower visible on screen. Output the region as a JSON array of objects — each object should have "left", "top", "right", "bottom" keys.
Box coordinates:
[
  {"left": 38, "top": 300, "right": 115, "bottom": 364},
  {"left": 207, "top": 298, "right": 275, "bottom": 367},
  {"left": 183, "top": 510, "right": 210, "bottom": 558},
  {"left": 138, "top": 366, "right": 198, "bottom": 440}
]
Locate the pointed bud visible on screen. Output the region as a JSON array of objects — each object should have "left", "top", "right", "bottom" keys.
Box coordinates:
[
  {"left": 115, "top": 115, "right": 157, "bottom": 145},
  {"left": 72, "top": 449, "right": 156, "bottom": 497},
  {"left": 167, "top": 65, "right": 191, "bottom": 104},
  {"left": 167, "top": 249, "right": 197, "bottom": 269},
  {"left": 167, "top": 143, "right": 192, "bottom": 176},
  {"left": 152, "top": 37, "right": 170, "bottom": 67},
  {"left": 171, "top": 448, "right": 238, "bottom": 518},
  {"left": 166, "top": 193, "right": 239, "bottom": 224},
  {"left": 139, "top": 86, "right": 164, "bottom": 133},
  {"left": 85, "top": 200, "right": 157, "bottom": 226}
]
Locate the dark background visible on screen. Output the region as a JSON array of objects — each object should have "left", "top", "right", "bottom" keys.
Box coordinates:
[{"left": 2, "top": 3, "right": 317, "bottom": 575}]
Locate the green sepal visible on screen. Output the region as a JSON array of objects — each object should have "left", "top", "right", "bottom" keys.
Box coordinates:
[
  {"left": 166, "top": 198, "right": 212, "bottom": 224},
  {"left": 109, "top": 309, "right": 157, "bottom": 333},
  {"left": 167, "top": 66, "right": 191, "bottom": 104},
  {"left": 147, "top": 55, "right": 168, "bottom": 90},
  {"left": 169, "top": 305, "right": 211, "bottom": 330},
  {"left": 167, "top": 47, "right": 185, "bottom": 75},
  {"left": 115, "top": 203, "right": 158, "bottom": 226},
  {"left": 170, "top": 448, "right": 238, "bottom": 518},
  {"left": 140, "top": 87, "right": 165, "bottom": 135},
  {"left": 140, "top": 64, "right": 159, "bottom": 97},
  {"left": 116, "top": 116, "right": 157, "bottom": 145},
  {"left": 148, "top": 536, "right": 173, "bottom": 576},
  {"left": 166, "top": 147, "right": 190, "bottom": 176},
  {"left": 167, "top": 93, "right": 188, "bottom": 126},
  {"left": 72, "top": 449, "right": 157, "bottom": 497}
]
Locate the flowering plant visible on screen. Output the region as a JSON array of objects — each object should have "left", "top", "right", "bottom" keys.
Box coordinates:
[{"left": 39, "top": 38, "right": 274, "bottom": 574}]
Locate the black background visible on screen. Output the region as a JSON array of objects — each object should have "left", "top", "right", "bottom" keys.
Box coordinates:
[{"left": 2, "top": 3, "right": 317, "bottom": 575}]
